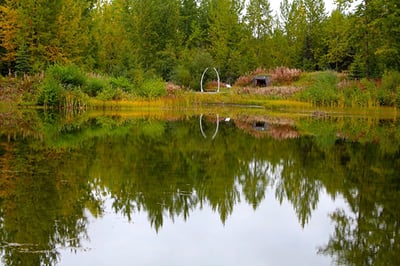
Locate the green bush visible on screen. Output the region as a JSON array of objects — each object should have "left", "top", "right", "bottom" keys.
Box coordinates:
[
  {"left": 109, "top": 76, "right": 133, "bottom": 93},
  {"left": 85, "top": 77, "right": 108, "bottom": 97},
  {"left": 297, "top": 71, "right": 339, "bottom": 106},
  {"left": 172, "top": 49, "right": 215, "bottom": 90},
  {"left": 378, "top": 71, "right": 400, "bottom": 106},
  {"left": 97, "top": 87, "right": 124, "bottom": 101},
  {"left": 172, "top": 64, "right": 191, "bottom": 88},
  {"left": 381, "top": 71, "right": 400, "bottom": 92},
  {"left": 47, "top": 64, "right": 86, "bottom": 88},
  {"left": 129, "top": 68, "right": 145, "bottom": 88},
  {"left": 397, "top": 88, "right": 400, "bottom": 108},
  {"left": 138, "top": 79, "right": 166, "bottom": 98},
  {"left": 37, "top": 77, "right": 64, "bottom": 107},
  {"left": 38, "top": 64, "right": 88, "bottom": 107}
]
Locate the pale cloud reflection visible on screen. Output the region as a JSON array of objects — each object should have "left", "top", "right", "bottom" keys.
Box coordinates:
[{"left": 60, "top": 190, "right": 347, "bottom": 266}]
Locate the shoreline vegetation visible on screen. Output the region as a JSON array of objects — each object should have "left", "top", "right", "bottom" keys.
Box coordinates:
[{"left": 1, "top": 65, "right": 399, "bottom": 116}]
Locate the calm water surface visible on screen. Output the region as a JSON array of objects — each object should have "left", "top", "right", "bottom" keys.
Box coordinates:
[{"left": 0, "top": 109, "right": 399, "bottom": 265}]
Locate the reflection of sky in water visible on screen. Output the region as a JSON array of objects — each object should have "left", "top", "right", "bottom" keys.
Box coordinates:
[{"left": 60, "top": 189, "right": 347, "bottom": 266}]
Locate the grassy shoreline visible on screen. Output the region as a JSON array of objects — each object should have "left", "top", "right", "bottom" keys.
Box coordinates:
[
  {"left": 1, "top": 67, "right": 400, "bottom": 115},
  {"left": 2, "top": 94, "right": 397, "bottom": 122}
]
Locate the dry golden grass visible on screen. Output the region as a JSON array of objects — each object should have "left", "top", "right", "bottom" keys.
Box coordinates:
[{"left": 87, "top": 91, "right": 313, "bottom": 114}]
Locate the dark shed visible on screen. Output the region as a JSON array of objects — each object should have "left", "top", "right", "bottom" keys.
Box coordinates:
[
  {"left": 253, "top": 75, "right": 270, "bottom": 87},
  {"left": 252, "top": 121, "right": 268, "bottom": 131}
]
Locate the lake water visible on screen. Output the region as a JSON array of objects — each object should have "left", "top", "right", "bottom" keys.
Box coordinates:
[{"left": 0, "top": 108, "right": 399, "bottom": 265}]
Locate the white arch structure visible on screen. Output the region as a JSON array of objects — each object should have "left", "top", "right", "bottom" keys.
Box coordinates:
[
  {"left": 199, "top": 114, "right": 220, "bottom": 140},
  {"left": 200, "top": 67, "right": 220, "bottom": 93}
]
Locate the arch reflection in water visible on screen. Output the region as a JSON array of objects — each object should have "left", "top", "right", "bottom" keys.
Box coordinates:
[{"left": 199, "top": 114, "right": 220, "bottom": 140}]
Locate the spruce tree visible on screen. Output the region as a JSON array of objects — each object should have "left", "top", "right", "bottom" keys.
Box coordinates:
[{"left": 15, "top": 44, "right": 31, "bottom": 76}]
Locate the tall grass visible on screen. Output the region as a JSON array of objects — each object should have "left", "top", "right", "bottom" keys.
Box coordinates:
[
  {"left": 269, "top": 67, "right": 302, "bottom": 85},
  {"left": 379, "top": 71, "right": 400, "bottom": 107},
  {"left": 296, "top": 71, "right": 391, "bottom": 108},
  {"left": 296, "top": 71, "right": 339, "bottom": 106},
  {"left": 337, "top": 79, "right": 378, "bottom": 108},
  {"left": 334, "top": 71, "right": 400, "bottom": 108}
]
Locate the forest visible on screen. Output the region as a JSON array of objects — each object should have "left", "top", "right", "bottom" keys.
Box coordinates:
[{"left": 1, "top": 0, "right": 399, "bottom": 82}]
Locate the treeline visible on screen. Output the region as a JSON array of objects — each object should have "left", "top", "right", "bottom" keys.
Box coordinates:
[{"left": 0, "top": 0, "right": 399, "bottom": 86}]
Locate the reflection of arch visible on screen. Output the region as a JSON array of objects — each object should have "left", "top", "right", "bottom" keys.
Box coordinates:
[
  {"left": 200, "top": 67, "right": 220, "bottom": 93},
  {"left": 199, "top": 114, "right": 219, "bottom": 139}
]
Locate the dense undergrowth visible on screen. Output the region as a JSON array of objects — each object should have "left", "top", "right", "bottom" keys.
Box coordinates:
[
  {"left": 1, "top": 64, "right": 400, "bottom": 110},
  {"left": 295, "top": 70, "right": 400, "bottom": 108},
  {"left": 7, "top": 64, "right": 166, "bottom": 109}
]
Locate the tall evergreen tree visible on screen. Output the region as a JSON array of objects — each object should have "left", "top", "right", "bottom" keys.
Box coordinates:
[
  {"left": 91, "top": 0, "right": 135, "bottom": 75},
  {"left": 376, "top": 0, "right": 400, "bottom": 71},
  {"left": 17, "top": 0, "right": 63, "bottom": 69},
  {"left": 303, "top": 0, "right": 327, "bottom": 69},
  {"left": 243, "top": 0, "right": 274, "bottom": 68},
  {"left": 131, "top": 0, "right": 181, "bottom": 78},
  {"left": 348, "top": 0, "right": 399, "bottom": 77},
  {"left": 1, "top": 0, "right": 94, "bottom": 73},
  {"left": 55, "top": 0, "right": 92, "bottom": 64},
  {"left": 180, "top": 0, "right": 199, "bottom": 45},
  {"left": 339, "top": 0, "right": 400, "bottom": 77},
  {"left": 0, "top": 0, "right": 19, "bottom": 73},
  {"left": 15, "top": 44, "right": 31, "bottom": 76},
  {"left": 208, "top": 0, "right": 244, "bottom": 80},
  {"left": 244, "top": 0, "right": 273, "bottom": 39},
  {"left": 323, "top": 9, "right": 352, "bottom": 71},
  {"left": 279, "top": 0, "right": 327, "bottom": 70},
  {"left": 280, "top": 0, "right": 308, "bottom": 68}
]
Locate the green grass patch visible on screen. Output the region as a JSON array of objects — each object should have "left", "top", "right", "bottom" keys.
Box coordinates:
[{"left": 296, "top": 71, "right": 339, "bottom": 106}]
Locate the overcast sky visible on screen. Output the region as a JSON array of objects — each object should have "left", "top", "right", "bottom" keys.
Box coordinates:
[{"left": 269, "top": 0, "right": 336, "bottom": 14}]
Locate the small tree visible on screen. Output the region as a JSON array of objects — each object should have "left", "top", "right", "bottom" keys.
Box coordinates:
[{"left": 15, "top": 44, "right": 31, "bottom": 76}]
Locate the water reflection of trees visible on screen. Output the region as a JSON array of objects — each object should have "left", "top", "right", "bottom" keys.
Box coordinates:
[
  {"left": 0, "top": 111, "right": 400, "bottom": 265},
  {"left": 0, "top": 133, "right": 101, "bottom": 265},
  {"left": 238, "top": 159, "right": 274, "bottom": 210},
  {"left": 318, "top": 142, "right": 400, "bottom": 266}
]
